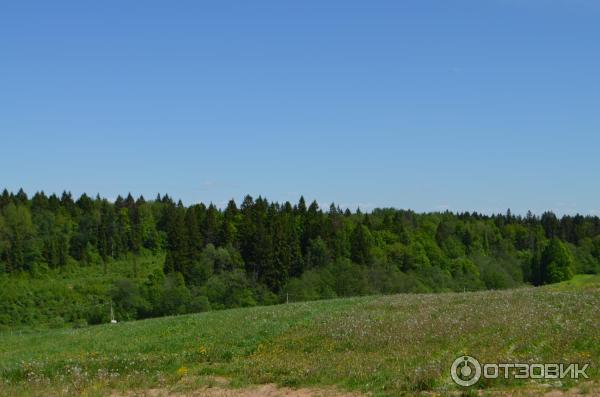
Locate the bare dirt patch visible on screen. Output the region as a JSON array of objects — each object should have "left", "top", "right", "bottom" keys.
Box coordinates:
[
  {"left": 114, "top": 383, "right": 365, "bottom": 397},
  {"left": 475, "top": 382, "right": 600, "bottom": 397},
  {"left": 416, "top": 382, "right": 600, "bottom": 397},
  {"left": 114, "top": 382, "right": 600, "bottom": 397}
]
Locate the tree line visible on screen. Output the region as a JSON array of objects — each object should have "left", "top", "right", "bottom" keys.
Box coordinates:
[{"left": 1, "top": 188, "right": 599, "bottom": 325}]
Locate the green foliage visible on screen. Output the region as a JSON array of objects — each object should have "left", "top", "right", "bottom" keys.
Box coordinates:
[
  {"left": 350, "top": 224, "right": 373, "bottom": 265},
  {"left": 110, "top": 279, "right": 149, "bottom": 320},
  {"left": 475, "top": 255, "right": 520, "bottom": 290},
  {"left": 0, "top": 203, "right": 40, "bottom": 272},
  {"left": 572, "top": 239, "right": 600, "bottom": 274},
  {"left": 203, "top": 269, "right": 257, "bottom": 309},
  {"left": 284, "top": 268, "right": 336, "bottom": 301},
  {"left": 403, "top": 240, "right": 431, "bottom": 271},
  {"left": 160, "top": 272, "right": 192, "bottom": 315},
  {"left": 0, "top": 189, "right": 599, "bottom": 328},
  {"left": 541, "top": 238, "right": 574, "bottom": 284}
]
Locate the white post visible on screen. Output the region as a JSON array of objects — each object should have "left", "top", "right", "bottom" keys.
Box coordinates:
[{"left": 110, "top": 302, "right": 117, "bottom": 324}]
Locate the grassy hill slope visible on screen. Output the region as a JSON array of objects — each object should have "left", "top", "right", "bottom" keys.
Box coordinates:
[{"left": 1, "top": 276, "right": 599, "bottom": 396}]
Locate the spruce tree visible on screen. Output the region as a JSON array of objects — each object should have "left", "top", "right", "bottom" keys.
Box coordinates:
[{"left": 350, "top": 223, "right": 373, "bottom": 266}]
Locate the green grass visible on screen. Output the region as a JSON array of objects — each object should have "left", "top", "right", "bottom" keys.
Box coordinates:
[
  {"left": 1, "top": 279, "right": 599, "bottom": 396},
  {"left": 546, "top": 274, "right": 600, "bottom": 291}
]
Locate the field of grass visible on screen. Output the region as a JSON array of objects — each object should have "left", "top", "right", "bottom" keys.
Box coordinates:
[
  {"left": 545, "top": 274, "right": 600, "bottom": 291},
  {"left": 1, "top": 276, "right": 599, "bottom": 396}
]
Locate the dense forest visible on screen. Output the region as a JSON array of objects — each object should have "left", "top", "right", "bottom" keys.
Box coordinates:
[{"left": 1, "top": 188, "right": 599, "bottom": 328}]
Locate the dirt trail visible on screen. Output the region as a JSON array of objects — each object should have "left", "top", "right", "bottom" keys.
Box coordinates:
[
  {"left": 114, "top": 381, "right": 600, "bottom": 397},
  {"left": 114, "top": 383, "right": 364, "bottom": 397}
]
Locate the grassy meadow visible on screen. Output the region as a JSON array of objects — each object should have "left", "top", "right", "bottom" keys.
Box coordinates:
[{"left": 1, "top": 276, "right": 599, "bottom": 396}]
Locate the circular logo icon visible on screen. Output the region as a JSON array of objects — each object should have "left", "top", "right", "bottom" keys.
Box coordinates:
[{"left": 451, "top": 355, "right": 482, "bottom": 386}]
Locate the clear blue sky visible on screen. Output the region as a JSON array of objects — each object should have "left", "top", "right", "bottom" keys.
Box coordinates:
[{"left": 1, "top": 1, "right": 599, "bottom": 215}]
